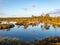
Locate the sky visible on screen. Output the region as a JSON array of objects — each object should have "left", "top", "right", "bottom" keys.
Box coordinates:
[{"left": 0, "top": 0, "right": 60, "bottom": 17}]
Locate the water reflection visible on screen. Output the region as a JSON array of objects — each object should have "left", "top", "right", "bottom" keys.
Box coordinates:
[
  {"left": 57, "top": 25, "right": 60, "bottom": 27},
  {"left": 52, "top": 24, "right": 57, "bottom": 28},
  {"left": 41, "top": 24, "right": 50, "bottom": 30},
  {"left": 6, "top": 28, "right": 11, "bottom": 31},
  {"left": 13, "top": 23, "right": 60, "bottom": 30},
  {"left": 0, "top": 27, "right": 13, "bottom": 32},
  {"left": 0, "top": 23, "right": 60, "bottom": 31},
  {"left": 0, "top": 23, "right": 60, "bottom": 41}
]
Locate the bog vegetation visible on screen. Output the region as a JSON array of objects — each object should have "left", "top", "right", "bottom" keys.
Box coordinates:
[{"left": 0, "top": 14, "right": 60, "bottom": 25}]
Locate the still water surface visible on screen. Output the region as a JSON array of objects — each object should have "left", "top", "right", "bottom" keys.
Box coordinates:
[{"left": 0, "top": 23, "right": 60, "bottom": 41}]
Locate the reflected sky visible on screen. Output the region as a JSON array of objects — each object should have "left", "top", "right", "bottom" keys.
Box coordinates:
[{"left": 0, "top": 23, "right": 60, "bottom": 41}]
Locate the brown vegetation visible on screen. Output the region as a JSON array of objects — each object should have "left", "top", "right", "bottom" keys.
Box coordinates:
[
  {"left": 0, "top": 14, "right": 60, "bottom": 25},
  {"left": 0, "top": 36, "right": 60, "bottom": 45},
  {"left": 0, "top": 24, "right": 14, "bottom": 29}
]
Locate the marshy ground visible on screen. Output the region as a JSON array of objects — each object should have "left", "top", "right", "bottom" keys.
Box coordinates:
[
  {"left": 0, "top": 36, "right": 60, "bottom": 45},
  {"left": 0, "top": 14, "right": 60, "bottom": 45}
]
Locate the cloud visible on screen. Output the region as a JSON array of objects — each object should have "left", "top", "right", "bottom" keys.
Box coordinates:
[
  {"left": 0, "top": 12, "right": 6, "bottom": 15},
  {"left": 22, "top": 8, "right": 28, "bottom": 11},
  {"left": 32, "top": 4, "right": 36, "bottom": 8},
  {"left": 49, "top": 9, "right": 60, "bottom": 15}
]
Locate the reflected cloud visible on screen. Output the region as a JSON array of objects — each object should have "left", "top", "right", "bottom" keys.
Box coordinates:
[{"left": 30, "top": 31, "right": 35, "bottom": 34}]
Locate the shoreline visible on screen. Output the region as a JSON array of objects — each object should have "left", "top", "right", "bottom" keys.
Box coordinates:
[{"left": 0, "top": 36, "right": 60, "bottom": 45}]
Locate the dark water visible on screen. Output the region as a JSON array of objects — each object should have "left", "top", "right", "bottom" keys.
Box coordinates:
[{"left": 0, "top": 23, "right": 60, "bottom": 41}]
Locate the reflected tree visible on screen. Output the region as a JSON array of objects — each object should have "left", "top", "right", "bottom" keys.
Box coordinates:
[
  {"left": 44, "top": 24, "right": 50, "bottom": 30},
  {"left": 41, "top": 25, "right": 44, "bottom": 30},
  {"left": 17, "top": 25, "right": 20, "bottom": 28},
  {"left": 24, "top": 25, "right": 28, "bottom": 29},
  {"left": 41, "top": 24, "right": 50, "bottom": 30},
  {"left": 6, "top": 28, "right": 11, "bottom": 31},
  {"left": 52, "top": 24, "right": 57, "bottom": 36},
  {"left": 57, "top": 24, "right": 60, "bottom": 28}
]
